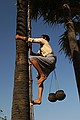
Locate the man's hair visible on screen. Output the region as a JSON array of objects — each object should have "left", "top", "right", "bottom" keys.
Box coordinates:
[{"left": 41, "top": 34, "right": 50, "bottom": 42}]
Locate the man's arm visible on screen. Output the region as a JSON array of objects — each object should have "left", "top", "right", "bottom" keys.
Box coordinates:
[
  {"left": 16, "top": 34, "right": 27, "bottom": 41},
  {"left": 16, "top": 34, "right": 44, "bottom": 44}
]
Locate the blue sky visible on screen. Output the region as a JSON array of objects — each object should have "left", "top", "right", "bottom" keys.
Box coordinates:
[{"left": 0, "top": 0, "right": 80, "bottom": 120}]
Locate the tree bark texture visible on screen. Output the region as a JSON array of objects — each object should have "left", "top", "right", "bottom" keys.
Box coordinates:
[{"left": 11, "top": 0, "right": 30, "bottom": 120}]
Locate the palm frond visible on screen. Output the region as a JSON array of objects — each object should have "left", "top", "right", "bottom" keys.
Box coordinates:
[
  {"left": 58, "top": 31, "right": 72, "bottom": 62},
  {"left": 30, "top": 0, "right": 80, "bottom": 25},
  {"left": 58, "top": 30, "right": 80, "bottom": 62}
]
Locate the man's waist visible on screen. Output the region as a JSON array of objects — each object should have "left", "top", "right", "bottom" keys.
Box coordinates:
[{"left": 42, "top": 52, "right": 54, "bottom": 57}]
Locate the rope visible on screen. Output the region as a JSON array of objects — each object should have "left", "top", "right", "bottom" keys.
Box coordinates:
[
  {"left": 54, "top": 69, "right": 59, "bottom": 90},
  {"left": 49, "top": 71, "right": 54, "bottom": 93},
  {"left": 49, "top": 69, "right": 59, "bottom": 93}
]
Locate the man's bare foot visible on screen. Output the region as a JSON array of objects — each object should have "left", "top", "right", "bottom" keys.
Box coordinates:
[
  {"left": 16, "top": 34, "right": 26, "bottom": 41},
  {"left": 30, "top": 99, "right": 41, "bottom": 106},
  {"left": 36, "top": 74, "right": 40, "bottom": 79},
  {"left": 37, "top": 75, "right": 46, "bottom": 86}
]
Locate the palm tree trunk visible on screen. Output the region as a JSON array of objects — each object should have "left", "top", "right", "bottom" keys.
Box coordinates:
[
  {"left": 73, "top": 50, "right": 80, "bottom": 99},
  {"left": 11, "top": 0, "right": 30, "bottom": 120},
  {"left": 63, "top": 4, "right": 80, "bottom": 99}
]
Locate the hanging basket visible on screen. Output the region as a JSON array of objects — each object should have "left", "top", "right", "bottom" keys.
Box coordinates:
[
  {"left": 48, "top": 93, "right": 57, "bottom": 102},
  {"left": 48, "top": 70, "right": 66, "bottom": 103},
  {"left": 55, "top": 90, "right": 66, "bottom": 101}
]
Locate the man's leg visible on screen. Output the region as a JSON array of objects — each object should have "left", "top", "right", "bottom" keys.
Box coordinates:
[
  {"left": 32, "top": 83, "right": 44, "bottom": 104},
  {"left": 30, "top": 59, "right": 46, "bottom": 86}
]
